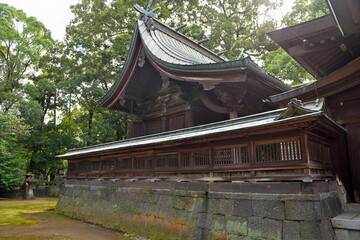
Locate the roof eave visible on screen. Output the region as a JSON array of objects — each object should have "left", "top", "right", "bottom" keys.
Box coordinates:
[
  {"left": 270, "top": 56, "right": 360, "bottom": 104},
  {"left": 267, "top": 14, "right": 336, "bottom": 44},
  {"left": 97, "top": 22, "right": 141, "bottom": 108},
  {"left": 142, "top": 44, "right": 290, "bottom": 92},
  {"left": 267, "top": 14, "right": 338, "bottom": 78}
]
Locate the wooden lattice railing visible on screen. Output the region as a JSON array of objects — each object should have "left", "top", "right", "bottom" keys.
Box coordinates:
[{"left": 66, "top": 135, "right": 334, "bottom": 181}]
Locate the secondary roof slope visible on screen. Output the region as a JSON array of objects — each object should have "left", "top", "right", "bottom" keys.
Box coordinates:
[{"left": 58, "top": 99, "right": 344, "bottom": 159}]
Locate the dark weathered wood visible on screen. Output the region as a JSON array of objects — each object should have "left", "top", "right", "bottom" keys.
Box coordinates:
[
  {"left": 346, "top": 123, "right": 360, "bottom": 202},
  {"left": 66, "top": 121, "right": 340, "bottom": 182}
]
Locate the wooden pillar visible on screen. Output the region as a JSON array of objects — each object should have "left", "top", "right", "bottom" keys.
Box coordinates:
[
  {"left": 131, "top": 155, "right": 134, "bottom": 169},
  {"left": 161, "top": 116, "right": 167, "bottom": 132},
  {"left": 185, "top": 111, "right": 194, "bottom": 128},
  {"left": 229, "top": 111, "right": 238, "bottom": 119},
  {"left": 209, "top": 147, "right": 214, "bottom": 177},
  {"left": 75, "top": 162, "right": 79, "bottom": 179},
  {"left": 177, "top": 151, "right": 181, "bottom": 177},
  {"left": 114, "top": 157, "right": 118, "bottom": 178},
  {"left": 99, "top": 157, "right": 103, "bottom": 178},
  {"left": 250, "top": 141, "right": 255, "bottom": 168},
  {"left": 303, "top": 134, "right": 310, "bottom": 164}
]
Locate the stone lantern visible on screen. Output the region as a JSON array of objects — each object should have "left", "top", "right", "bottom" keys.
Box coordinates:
[{"left": 24, "top": 173, "right": 37, "bottom": 199}]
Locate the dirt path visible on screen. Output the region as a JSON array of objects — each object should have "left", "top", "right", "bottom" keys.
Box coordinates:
[{"left": 0, "top": 198, "right": 145, "bottom": 240}]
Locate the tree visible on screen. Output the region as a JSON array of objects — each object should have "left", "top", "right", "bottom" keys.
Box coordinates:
[
  {"left": 0, "top": 4, "right": 71, "bottom": 179},
  {"left": 0, "top": 111, "right": 29, "bottom": 191},
  {"left": 193, "top": 0, "right": 279, "bottom": 60},
  {"left": 21, "top": 43, "right": 73, "bottom": 179},
  {"left": 285, "top": 0, "right": 329, "bottom": 25},
  {"left": 263, "top": 48, "right": 313, "bottom": 85},
  {"left": 62, "top": 0, "right": 169, "bottom": 146},
  {"left": 0, "top": 3, "right": 54, "bottom": 111}
]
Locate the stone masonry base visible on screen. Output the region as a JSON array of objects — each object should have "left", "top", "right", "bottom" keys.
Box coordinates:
[{"left": 56, "top": 180, "right": 346, "bottom": 240}]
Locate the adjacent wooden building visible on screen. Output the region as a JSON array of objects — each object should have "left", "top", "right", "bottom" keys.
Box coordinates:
[{"left": 267, "top": 0, "right": 360, "bottom": 202}]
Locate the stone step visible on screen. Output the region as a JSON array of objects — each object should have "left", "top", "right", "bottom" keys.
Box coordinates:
[
  {"left": 345, "top": 203, "right": 360, "bottom": 212},
  {"left": 331, "top": 204, "right": 360, "bottom": 240},
  {"left": 331, "top": 212, "right": 360, "bottom": 230}
]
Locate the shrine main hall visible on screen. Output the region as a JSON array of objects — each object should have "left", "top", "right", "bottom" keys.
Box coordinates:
[{"left": 57, "top": 1, "right": 360, "bottom": 239}]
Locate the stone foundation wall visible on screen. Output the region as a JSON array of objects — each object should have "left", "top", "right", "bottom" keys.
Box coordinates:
[{"left": 56, "top": 180, "right": 345, "bottom": 240}]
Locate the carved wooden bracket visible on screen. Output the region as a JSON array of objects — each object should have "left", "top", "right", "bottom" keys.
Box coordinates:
[
  {"left": 201, "top": 82, "right": 218, "bottom": 91},
  {"left": 144, "top": 15, "right": 154, "bottom": 32},
  {"left": 213, "top": 87, "right": 247, "bottom": 113},
  {"left": 160, "top": 73, "right": 170, "bottom": 90},
  {"left": 118, "top": 91, "right": 126, "bottom": 106},
  {"left": 158, "top": 94, "right": 171, "bottom": 113},
  {"left": 229, "top": 111, "right": 238, "bottom": 119},
  {"left": 119, "top": 98, "right": 126, "bottom": 106},
  {"left": 138, "top": 48, "right": 146, "bottom": 67}
]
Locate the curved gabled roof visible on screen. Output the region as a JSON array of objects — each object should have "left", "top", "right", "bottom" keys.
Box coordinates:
[
  {"left": 98, "top": 22, "right": 142, "bottom": 108},
  {"left": 99, "top": 15, "right": 290, "bottom": 109},
  {"left": 139, "top": 17, "right": 223, "bottom": 65}
]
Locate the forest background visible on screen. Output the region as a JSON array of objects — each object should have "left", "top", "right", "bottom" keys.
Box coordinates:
[{"left": 0, "top": 0, "right": 329, "bottom": 191}]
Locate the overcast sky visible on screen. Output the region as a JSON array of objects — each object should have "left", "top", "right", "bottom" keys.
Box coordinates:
[
  {"left": 1, "top": 0, "right": 80, "bottom": 40},
  {"left": 1, "top": 0, "right": 295, "bottom": 41}
]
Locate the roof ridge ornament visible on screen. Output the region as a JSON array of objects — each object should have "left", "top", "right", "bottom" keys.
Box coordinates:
[
  {"left": 275, "top": 98, "right": 324, "bottom": 120},
  {"left": 175, "top": 24, "right": 187, "bottom": 31},
  {"left": 198, "top": 38, "right": 210, "bottom": 44},
  {"left": 288, "top": 98, "right": 304, "bottom": 107},
  {"left": 236, "top": 50, "right": 244, "bottom": 60},
  {"left": 133, "top": 0, "right": 160, "bottom": 18},
  {"left": 146, "top": 0, "right": 155, "bottom": 11},
  {"left": 216, "top": 50, "right": 228, "bottom": 56}
]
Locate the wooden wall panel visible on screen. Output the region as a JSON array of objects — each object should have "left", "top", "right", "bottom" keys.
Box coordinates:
[
  {"left": 346, "top": 123, "right": 360, "bottom": 202},
  {"left": 145, "top": 119, "right": 162, "bottom": 135},
  {"left": 168, "top": 115, "right": 185, "bottom": 131}
]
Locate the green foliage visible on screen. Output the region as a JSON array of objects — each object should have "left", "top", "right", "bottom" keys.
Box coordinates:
[
  {"left": 0, "top": 111, "right": 29, "bottom": 191},
  {"left": 285, "top": 0, "right": 329, "bottom": 25},
  {"left": 163, "top": 0, "right": 278, "bottom": 60},
  {"left": 197, "top": 0, "right": 278, "bottom": 60},
  {"left": 263, "top": 48, "right": 313, "bottom": 85},
  {"left": 0, "top": 3, "right": 54, "bottom": 111},
  {"left": 0, "top": 4, "right": 68, "bottom": 180}
]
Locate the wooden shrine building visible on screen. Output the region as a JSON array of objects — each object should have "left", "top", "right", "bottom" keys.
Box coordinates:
[
  {"left": 267, "top": 0, "right": 360, "bottom": 202},
  {"left": 56, "top": 2, "right": 359, "bottom": 238},
  {"left": 58, "top": 4, "right": 349, "bottom": 186},
  {"left": 97, "top": 12, "right": 290, "bottom": 137}
]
